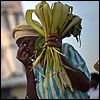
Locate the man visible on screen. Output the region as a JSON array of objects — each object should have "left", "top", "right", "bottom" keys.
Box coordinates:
[
  {"left": 12, "top": 20, "right": 90, "bottom": 99},
  {"left": 87, "top": 73, "right": 99, "bottom": 99}
]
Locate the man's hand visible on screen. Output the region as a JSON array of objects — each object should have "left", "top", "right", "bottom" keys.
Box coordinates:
[
  {"left": 16, "top": 43, "right": 32, "bottom": 67},
  {"left": 45, "top": 26, "right": 62, "bottom": 52}
]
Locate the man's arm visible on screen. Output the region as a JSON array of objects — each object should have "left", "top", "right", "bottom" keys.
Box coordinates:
[
  {"left": 25, "top": 66, "right": 39, "bottom": 99},
  {"left": 60, "top": 55, "right": 89, "bottom": 92},
  {"left": 16, "top": 44, "right": 38, "bottom": 99},
  {"left": 46, "top": 26, "right": 89, "bottom": 92}
]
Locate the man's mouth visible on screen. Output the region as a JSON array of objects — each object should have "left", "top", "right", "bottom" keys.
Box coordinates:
[
  {"left": 29, "top": 51, "right": 37, "bottom": 60},
  {"left": 30, "top": 54, "right": 35, "bottom": 59},
  {"left": 29, "top": 54, "right": 35, "bottom": 62}
]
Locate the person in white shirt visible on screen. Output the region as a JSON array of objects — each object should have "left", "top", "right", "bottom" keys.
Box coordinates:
[{"left": 87, "top": 73, "right": 99, "bottom": 99}]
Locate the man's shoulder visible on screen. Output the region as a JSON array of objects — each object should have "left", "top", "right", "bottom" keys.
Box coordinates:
[
  {"left": 62, "top": 43, "right": 73, "bottom": 49},
  {"left": 62, "top": 43, "right": 71, "bottom": 54}
]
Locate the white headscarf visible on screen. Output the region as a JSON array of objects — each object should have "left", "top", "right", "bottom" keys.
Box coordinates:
[{"left": 12, "top": 20, "right": 41, "bottom": 42}]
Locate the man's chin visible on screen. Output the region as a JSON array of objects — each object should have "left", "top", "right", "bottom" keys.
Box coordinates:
[{"left": 30, "top": 55, "right": 36, "bottom": 60}]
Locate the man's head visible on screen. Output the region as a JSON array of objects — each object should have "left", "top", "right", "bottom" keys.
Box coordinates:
[
  {"left": 12, "top": 20, "right": 41, "bottom": 59},
  {"left": 89, "top": 73, "right": 99, "bottom": 88},
  {"left": 91, "top": 73, "right": 99, "bottom": 82}
]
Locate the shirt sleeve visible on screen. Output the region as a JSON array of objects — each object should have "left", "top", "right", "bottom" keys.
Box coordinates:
[{"left": 62, "top": 43, "right": 91, "bottom": 81}]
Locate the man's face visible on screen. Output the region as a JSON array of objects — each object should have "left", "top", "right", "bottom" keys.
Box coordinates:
[
  {"left": 16, "top": 36, "right": 38, "bottom": 59},
  {"left": 89, "top": 78, "right": 97, "bottom": 88}
]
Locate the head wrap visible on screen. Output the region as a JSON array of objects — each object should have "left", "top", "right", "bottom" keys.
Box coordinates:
[
  {"left": 94, "top": 60, "right": 99, "bottom": 72},
  {"left": 12, "top": 20, "right": 41, "bottom": 42}
]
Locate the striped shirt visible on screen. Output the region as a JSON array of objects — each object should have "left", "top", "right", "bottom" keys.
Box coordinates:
[{"left": 26, "top": 43, "right": 91, "bottom": 99}]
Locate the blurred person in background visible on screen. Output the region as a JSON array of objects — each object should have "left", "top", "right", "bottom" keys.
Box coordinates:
[{"left": 87, "top": 73, "right": 99, "bottom": 99}]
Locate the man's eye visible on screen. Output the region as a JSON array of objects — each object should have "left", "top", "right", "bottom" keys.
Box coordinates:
[
  {"left": 24, "top": 43, "right": 28, "bottom": 45},
  {"left": 25, "top": 41, "right": 29, "bottom": 44}
]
